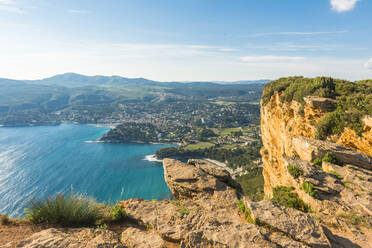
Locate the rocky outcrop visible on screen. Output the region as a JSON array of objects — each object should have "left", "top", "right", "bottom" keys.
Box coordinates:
[
  {"left": 119, "top": 159, "right": 337, "bottom": 247},
  {"left": 16, "top": 228, "right": 119, "bottom": 248},
  {"left": 15, "top": 149, "right": 366, "bottom": 247},
  {"left": 261, "top": 91, "right": 372, "bottom": 247},
  {"left": 246, "top": 200, "right": 331, "bottom": 248}
]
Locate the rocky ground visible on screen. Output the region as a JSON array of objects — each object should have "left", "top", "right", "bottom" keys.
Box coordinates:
[{"left": 2, "top": 157, "right": 370, "bottom": 247}]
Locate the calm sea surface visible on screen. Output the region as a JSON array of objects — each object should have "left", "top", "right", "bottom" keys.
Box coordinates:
[{"left": 0, "top": 124, "right": 174, "bottom": 217}]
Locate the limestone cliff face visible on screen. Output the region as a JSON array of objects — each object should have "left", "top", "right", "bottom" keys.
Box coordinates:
[
  {"left": 261, "top": 91, "right": 372, "bottom": 245},
  {"left": 261, "top": 92, "right": 372, "bottom": 198}
]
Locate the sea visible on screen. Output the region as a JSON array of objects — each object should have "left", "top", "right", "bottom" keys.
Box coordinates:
[{"left": 0, "top": 124, "right": 175, "bottom": 217}]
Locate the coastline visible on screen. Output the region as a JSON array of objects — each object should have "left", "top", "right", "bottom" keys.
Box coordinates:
[{"left": 143, "top": 154, "right": 163, "bottom": 162}]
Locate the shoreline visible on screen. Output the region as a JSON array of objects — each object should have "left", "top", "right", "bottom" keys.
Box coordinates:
[{"left": 143, "top": 154, "right": 163, "bottom": 162}]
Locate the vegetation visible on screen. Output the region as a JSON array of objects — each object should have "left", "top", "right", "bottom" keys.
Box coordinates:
[
  {"left": 236, "top": 199, "right": 254, "bottom": 223},
  {"left": 287, "top": 164, "right": 303, "bottom": 178},
  {"left": 110, "top": 205, "right": 127, "bottom": 222},
  {"left": 272, "top": 186, "right": 310, "bottom": 212},
  {"left": 322, "top": 152, "right": 340, "bottom": 165},
  {"left": 302, "top": 182, "right": 319, "bottom": 199},
  {"left": 313, "top": 158, "right": 323, "bottom": 168},
  {"left": 262, "top": 77, "right": 372, "bottom": 138},
  {"left": 313, "top": 152, "right": 340, "bottom": 168},
  {"left": 236, "top": 167, "right": 264, "bottom": 201},
  {"left": 338, "top": 212, "right": 370, "bottom": 227},
  {"left": 0, "top": 214, "right": 10, "bottom": 225},
  {"left": 185, "top": 142, "right": 215, "bottom": 150},
  {"left": 156, "top": 141, "right": 261, "bottom": 169},
  {"left": 0, "top": 74, "right": 265, "bottom": 127},
  {"left": 330, "top": 171, "right": 343, "bottom": 180},
  {"left": 25, "top": 192, "right": 102, "bottom": 227}
]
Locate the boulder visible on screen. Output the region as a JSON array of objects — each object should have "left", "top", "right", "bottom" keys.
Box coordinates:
[
  {"left": 292, "top": 136, "right": 372, "bottom": 170},
  {"left": 246, "top": 200, "right": 331, "bottom": 248}
]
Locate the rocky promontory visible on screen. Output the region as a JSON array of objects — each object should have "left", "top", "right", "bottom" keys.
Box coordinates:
[
  {"left": 4, "top": 76, "right": 372, "bottom": 247},
  {"left": 10, "top": 157, "right": 362, "bottom": 247}
]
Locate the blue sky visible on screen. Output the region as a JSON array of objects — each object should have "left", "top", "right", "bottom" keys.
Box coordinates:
[{"left": 0, "top": 0, "right": 371, "bottom": 81}]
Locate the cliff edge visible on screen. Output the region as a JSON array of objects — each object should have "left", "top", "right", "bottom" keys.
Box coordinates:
[{"left": 261, "top": 76, "right": 372, "bottom": 246}]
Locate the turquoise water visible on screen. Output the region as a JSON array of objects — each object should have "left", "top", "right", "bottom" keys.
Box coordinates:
[{"left": 0, "top": 124, "right": 174, "bottom": 217}]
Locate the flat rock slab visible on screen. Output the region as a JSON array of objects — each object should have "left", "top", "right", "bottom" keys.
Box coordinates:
[
  {"left": 292, "top": 136, "right": 372, "bottom": 170},
  {"left": 121, "top": 227, "right": 167, "bottom": 248},
  {"left": 163, "top": 158, "right": 233, "bottom": 200},
  {"left": 16, "top": 228, "right": 119, "bottom": 248},
  {"left": 246, "top": 200, "right": 331, "bottom": 248},
  {"left": 180, "top": 224, "right": 278, "bottom": 248}
]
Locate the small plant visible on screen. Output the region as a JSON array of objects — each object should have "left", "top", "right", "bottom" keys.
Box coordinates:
[
  {"left": 177, "top": 206, "right": 190, "bottom": 215},
  {"left": 236, "top": 199, "right": 254, "bottom": 223},
  {"left": 151, "top": 199, "right": 158, "bottom": 202},
  {"left": 25, "top": 192, "right": 102, "bottom": 227},
  {"left": 110, "top": 205, "right": 127, "bottom": 222},
  {"left": 287, "top": 164, "right": 303, "bottom": 178},
  {"left": 272, "top": 186, "right": 310, "bottom": 212},
  {"left": 302, "top": 182, "right": 319, "bottom": 199},
  {"left": 0, "top": 214, "right": 10, "bottom": 225},
  {"left": 356, "top": 175, "right": 365, "bottom": 181},
  {"left": 96, "top": 223, "right": 108, "bottom": 230},
  {"left": 330, "top": 171, "right": 343, "bottom": 180},
  {"left": 145, "top": 222, "right": 153, "bottom": 230},
  {"left": 313, "top": 158, "right": 322, "bottom": 168},
  {"left": 322, "top": 152, "right": 339, "bottom": 165},
  {"left": 338, "top": 212, "right": 369, "bottom": 227}
]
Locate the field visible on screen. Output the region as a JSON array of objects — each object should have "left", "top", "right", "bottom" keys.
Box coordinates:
[{"left": 184, "top": 142, "right": 215, "bottom": 150}]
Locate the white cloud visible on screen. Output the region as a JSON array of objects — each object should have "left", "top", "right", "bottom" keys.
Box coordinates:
[
  {"left": 244, "top": 30, "right": 348, "bottom": 38},
  {"left": 68, "top": 9, "right": 91, "bottom": 14},
  {"left": 331, "top": 0, "right": 360, "bottom": 12},
  {"left": 365, "top": 58, "right": 372, "bottom": 69},
  {"left": 241, "top": 56, "right": 306, "bottom": 62},
  {"left": 0, "top": 0, "right": 24, "bottom": 13}
]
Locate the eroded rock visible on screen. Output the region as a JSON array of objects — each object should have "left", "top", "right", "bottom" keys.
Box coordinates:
[
  {"left": 246, "top": 200, "right": 331, "bottom": 248},
  {"left": 16, "top": 228, "right": 119, "bottom": 248}
]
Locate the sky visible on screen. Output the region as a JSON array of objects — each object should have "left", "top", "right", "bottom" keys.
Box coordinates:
[{"left": 0, "top": 0, "right": 371, "bottom": 81}]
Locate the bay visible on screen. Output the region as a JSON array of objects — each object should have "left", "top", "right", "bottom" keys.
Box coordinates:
[{"left": 0, "top": 124, "right": 174, "bottom": 217}]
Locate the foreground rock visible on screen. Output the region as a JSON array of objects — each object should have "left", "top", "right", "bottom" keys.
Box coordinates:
[
  {"left": 16, "top": 228, "right": 119, "bottom": 248},
  {"left": 246, "top": 200, "right": 331, "bottom": 248},
  {"left": 16, "top": 159, "right": 353, "bottom": 247}
]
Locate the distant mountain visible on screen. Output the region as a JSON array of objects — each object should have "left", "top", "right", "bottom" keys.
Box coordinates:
[
  {"left": 21, "top": 73, "right": 161, "bottom": 88},
  {"left": 1, "top": 73, "right": 269, "bottom": 88}
]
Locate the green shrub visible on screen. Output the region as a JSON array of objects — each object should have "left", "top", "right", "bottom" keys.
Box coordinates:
[
  {"left": 287, "top": 164, "right": 303, "bottom": 178},
  {"left": 313, "top": 158, "right": 323, "bottom": 168},
  {"left": 262, "top": 77, "right": 372, "bottom": 138},
  {"left": 313, "top": 152, "right": 340, "bottom": 168},
  {"left": 25, "top": 192, "right": 102, "bottom": 227},
  {"left": 235, "top": 167, "right": 264, "bottom": 201},
  {"left": 272, "top": 186, "right": 310, "bottom": 212},
  {"left": 322, "top": 152, "right": 339, "bottom": 165},
  {"left": 236, "top": 199, "right": 254, "bottom": 223},
  {"left": 110, "top": 205, "right": 127, "bottom": 222},
  {"left": 177, "top": 206, "right": 190, "bottom": 215},
  {"left": 302, "top": 182, "right": 319, "bottom": 199},
  {"left": 0, "top": 214, "right": 10, "bottom": 225},
  {"left": 330, "top": 171, "right": 343, "bottom": 180},
  {"left": 338, "top": 212, "right": 369, "bottom": 227}
]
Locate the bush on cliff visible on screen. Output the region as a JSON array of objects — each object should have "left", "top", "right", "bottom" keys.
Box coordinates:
[
  {"left": 110, "top": 205, "right": 127, "bottom": 222},
  {"left": 25, "top": 192, "right": 102, "bottom": 227},
  {"left": 262, "top": 77, "right": 372, "bottom": 138},
  {"left": 272, "top": 186, "right": 310, "bottom": 213}
]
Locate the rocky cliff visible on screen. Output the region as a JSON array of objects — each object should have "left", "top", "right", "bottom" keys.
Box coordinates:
[
  {"left": 13, "top": 158, "right": 368, "bottom": 248},
  {"left": 8, "top": 77, "right": 372, "bottom": 248},
  {"left": 261, "top": 78, "right": 372, "bottom": 246}
]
